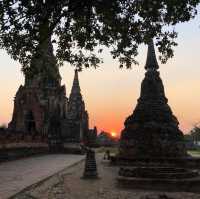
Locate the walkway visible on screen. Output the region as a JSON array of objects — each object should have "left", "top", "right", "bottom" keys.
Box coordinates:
[{"left": 0, "top": 154, "right": 84, "bottom": 199}]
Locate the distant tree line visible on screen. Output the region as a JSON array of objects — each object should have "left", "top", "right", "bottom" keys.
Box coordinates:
[{"left": 184, "top": 124, "right": 200, "bottom": 148}]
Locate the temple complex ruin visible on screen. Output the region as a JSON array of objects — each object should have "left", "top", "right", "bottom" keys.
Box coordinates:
[{"left": 8, "top": 38, "right": 89, "bottom": 144}]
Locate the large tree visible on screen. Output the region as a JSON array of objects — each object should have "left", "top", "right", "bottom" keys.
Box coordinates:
[{"left": 0, "top": 0, "right": 199, "bottom": 74}]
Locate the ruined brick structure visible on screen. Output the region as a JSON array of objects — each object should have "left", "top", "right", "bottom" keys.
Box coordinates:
[
  {"left": 61, "top": 70, "right": 89, "bottom": 143},
  {"left": 8, "top": 38, "right": 67, "bottom": 136},
  {"left": 118, "top": 41, "right": 199, "bottom": 192},
  {"left": 8, "top": 38, "right": 89, "bottom": 142},
  {"left": 120, "top": 40, "right": 187, "bottom": 159}
]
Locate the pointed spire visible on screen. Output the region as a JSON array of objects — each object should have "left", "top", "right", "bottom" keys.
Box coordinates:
[
  {"left": 68, "top": 69, "right": 86, "bottom": 121},
  {"left": 71, "top": 69, "right": 81, "bottom": 95},
  {"left": 145, "top": 39, "right": 159, "bottom": 71}
]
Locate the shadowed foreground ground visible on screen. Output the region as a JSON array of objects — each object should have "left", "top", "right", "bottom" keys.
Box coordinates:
[
  {"left": 0, "top": 154, "right": 84, "bottom": 199},
  {"left": 13, "top": 153, "right": 200, "bottom": 199}
]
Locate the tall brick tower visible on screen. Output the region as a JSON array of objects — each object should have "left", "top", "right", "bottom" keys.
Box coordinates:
[
  {"left": 8, "top": 38, "right": 68, "bottom": 136},
  {"left": 61, "top": 70, "right": 89, "bottom": 143}
]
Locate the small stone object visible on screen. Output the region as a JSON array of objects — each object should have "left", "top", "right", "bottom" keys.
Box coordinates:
[{"left": 82, "top": 148, "right": 99, "bottom": 179}]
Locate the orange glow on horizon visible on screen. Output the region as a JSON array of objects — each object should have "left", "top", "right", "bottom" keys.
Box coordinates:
[
  {"left": 111, "top": 131, "right": 117, "bottom": 138},
  {"left": 1, "top": 15, "right": 200, "bottom": 136}
]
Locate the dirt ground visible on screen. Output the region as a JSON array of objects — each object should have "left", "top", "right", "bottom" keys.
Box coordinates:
[{"left": 13, "top": 154, "right": 200, "bottom": 199}]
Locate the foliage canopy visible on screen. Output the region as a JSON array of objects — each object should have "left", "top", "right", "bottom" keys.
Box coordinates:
[
  {"left": 0, "top": 0, "right": 199, "bottom": 72},
  {"left": 190, "top": 125, "right": 200, "bottom": 142}
]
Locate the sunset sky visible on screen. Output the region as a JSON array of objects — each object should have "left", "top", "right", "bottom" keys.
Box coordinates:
[{"left": 0, "top": 9, "right": 200, "bottom": 136}]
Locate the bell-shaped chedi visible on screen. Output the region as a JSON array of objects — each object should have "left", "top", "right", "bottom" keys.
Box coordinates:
[{"left": 119, "top": 40, "right": 187, "bottom": 159}]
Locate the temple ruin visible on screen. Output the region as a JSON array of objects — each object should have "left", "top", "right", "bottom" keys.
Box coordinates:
[{"left": 8, "top": 38, "right": 89, "bottom": 144}]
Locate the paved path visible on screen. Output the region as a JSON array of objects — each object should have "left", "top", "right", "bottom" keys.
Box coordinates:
[{"left": 0, "top": 154, "right": 84, "bottom": 199}]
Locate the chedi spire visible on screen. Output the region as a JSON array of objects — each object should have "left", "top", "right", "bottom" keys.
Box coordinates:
[
  {"left": 68, "top": 69, "right": 83, "bottom": 115},
  {"left": 70, "top": 69, "right": 81, "bottom": 95},
  {"left": 62, "top": 69, "right": 89, "bottom": 143}
]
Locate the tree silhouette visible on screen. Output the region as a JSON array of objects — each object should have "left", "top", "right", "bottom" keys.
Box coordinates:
[
  {"left": 0, "top": 0, "right": 199, "bottom": 73},
  {"left": 190, "top": 125, "right": 200, "bottom": 144}
]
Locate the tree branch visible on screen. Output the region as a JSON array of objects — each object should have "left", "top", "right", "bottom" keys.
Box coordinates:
[{"left": 49, "top": 0, "right": 85, "bottom": 34}]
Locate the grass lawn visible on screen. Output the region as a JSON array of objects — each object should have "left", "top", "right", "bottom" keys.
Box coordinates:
[
  {"left": 188, "top": 149, "right": 200, "bottom": 157},
  {"left": 96, "top": 147, "right": 119, "bottom": 155}
]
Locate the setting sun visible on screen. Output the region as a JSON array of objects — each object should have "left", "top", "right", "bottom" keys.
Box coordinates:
[{"left": 111, "top": 131, "right": 117, "bottom": 137}]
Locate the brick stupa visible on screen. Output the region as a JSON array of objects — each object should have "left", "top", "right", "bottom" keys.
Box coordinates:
[{"left": 119, "top": 40, "right": 187, "bottom": 159}]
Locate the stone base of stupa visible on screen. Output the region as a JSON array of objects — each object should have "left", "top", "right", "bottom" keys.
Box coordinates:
[
  {"left": 117, "top": 166, "right": 200, "bottom": 193},
  {"left": 110, "top": 154, "right": 200, "bottom": 168}
]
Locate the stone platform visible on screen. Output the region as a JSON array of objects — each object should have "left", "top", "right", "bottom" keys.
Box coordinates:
[
  {"left": 117, "top": 165, "right": 200, "bottom": 192},
  {"left": 110, "top": 156, "right": 200, "bottom": 169},
  {"left": 118, "top": 167, "right": 199, "bottom": 179},
  {"left": 118, "top": 174, "right": 200, "bottom": 193},
  {"left": 114, "top": 156, "right": 200, "bottom": 192}
]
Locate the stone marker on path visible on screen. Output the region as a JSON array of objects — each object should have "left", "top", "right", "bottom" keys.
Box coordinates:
[{"left": 82, "top": 148, "right": 99, "bottom": 179}]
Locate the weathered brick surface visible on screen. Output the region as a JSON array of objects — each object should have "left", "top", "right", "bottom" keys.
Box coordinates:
[{"left": 120, "top": 41, "right": 186, "bottom": 159}]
